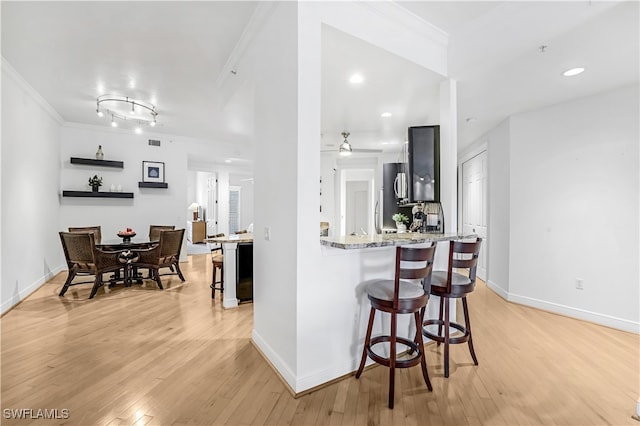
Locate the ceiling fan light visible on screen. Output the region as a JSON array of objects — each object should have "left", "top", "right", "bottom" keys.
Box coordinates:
[
  {"left": 134, "top": 126, "right": 142, "bottom": 134},
  {"left": 96, "top": 109, "right": 104, "bottom": 117},
  {"left": 339, "top": 141, "right": 353, "bottom": 156}
]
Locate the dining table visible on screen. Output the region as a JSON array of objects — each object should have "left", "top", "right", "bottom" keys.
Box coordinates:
[{"left": 97, "top": 238, "right": 159, "bottom": 288}]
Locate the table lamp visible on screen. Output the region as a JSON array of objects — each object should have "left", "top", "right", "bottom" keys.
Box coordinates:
[{"left": 188, "top": 202, "right": 200, "bottom": 221}]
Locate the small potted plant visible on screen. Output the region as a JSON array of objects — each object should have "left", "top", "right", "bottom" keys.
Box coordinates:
[
  {"left": 392, "top": 212, "right": 409, "bottom": 233},
  {"left": 88, "top": 175, "right": 103, "bottom": 192}
]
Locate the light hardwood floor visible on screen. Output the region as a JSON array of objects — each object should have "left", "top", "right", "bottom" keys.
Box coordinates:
[{"left": 1, "top": 254, "right": 638, "bottom": 425}]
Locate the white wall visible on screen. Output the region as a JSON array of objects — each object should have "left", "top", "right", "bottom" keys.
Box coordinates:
[
  {"left": 59, "top": 126, "right": 188, "bottom": 248},
  {"left": 1, "top": 60, "right": 63, "bottom": 313},
  {"left": 248, "top": 1, "right": 300, "bottom": 388},
  {"left": 509, "top": 85, "right": 639, "bottom": 331},
  {"left": 466, "top": 84, "right": 639, "bottom": 332}
]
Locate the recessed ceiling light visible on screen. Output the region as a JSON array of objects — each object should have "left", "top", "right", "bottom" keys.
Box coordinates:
[
  {"left": 349, "top": 74, "right": 364, "bottom": 84},
  {"left": 381, "top": 112, "right": 392, "bottom": 118},
  {"left": 224, "top": 159, "right": 232, "bottom": 163},
  {"left": 563, "top": 67, "right": 585, "bottom": 77}
]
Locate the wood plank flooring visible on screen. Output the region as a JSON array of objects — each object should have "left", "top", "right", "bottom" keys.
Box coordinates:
[{"left": 1, "top": 254, "right": 638, "bottom": 425}]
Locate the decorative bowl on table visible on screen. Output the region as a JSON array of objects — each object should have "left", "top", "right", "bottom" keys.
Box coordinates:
[{"left": 117, "top": 228, "right": 136, "bottom": 243}]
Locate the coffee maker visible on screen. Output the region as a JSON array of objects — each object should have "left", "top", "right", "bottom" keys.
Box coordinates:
[{"left": 409, "top": 202, "right": 444, "bottom": 233}]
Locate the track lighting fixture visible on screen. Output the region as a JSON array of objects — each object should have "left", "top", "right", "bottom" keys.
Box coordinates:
[{"left": 96, "top": 94, "right": 158, "bottom": 132}]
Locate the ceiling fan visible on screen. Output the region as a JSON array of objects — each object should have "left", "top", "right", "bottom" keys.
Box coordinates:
[{"left": 321, "top": 131, "right": 383, "bottom": 156}]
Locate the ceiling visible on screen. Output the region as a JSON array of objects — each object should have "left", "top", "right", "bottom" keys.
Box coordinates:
[{"left": 2, "top": 1, "right": 638, "bottom": 162}]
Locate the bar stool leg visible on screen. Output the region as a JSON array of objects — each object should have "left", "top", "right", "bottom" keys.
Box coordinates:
[
  {"left": 437, "top": 296, "right": 445, "bottom": 347},
  {"left": 444, "top": 296, "right": 450, "bottom": 378},
  {"left": 356, "top": 307, "right": 375, "bottom": 378},
  {"left": 462, "top": 297, "right": 478, "bottom": 365},
  {"left": 389, "top": 312, "right": 397, "bottom": 409},
  {"left": 414, "top": 311, "right": 432, "bottom": 391}
]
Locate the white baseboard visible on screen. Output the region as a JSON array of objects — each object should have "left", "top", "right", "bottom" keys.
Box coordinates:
[
  {"left": 485, "top": 281, "right": 639, "bottom": 334},
  {"left": 252, "top": 329, "right": 297, "bottom": 391},
  {"left": 486, "top": 280, "right": 509, "bottom": 299},
  {"left": 1, "top": 265, "right": 65, "bottom": 315}
]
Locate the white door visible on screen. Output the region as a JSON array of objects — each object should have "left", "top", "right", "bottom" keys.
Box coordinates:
[
  {"left": 462, "top": 151, "right": 488, "bottom": 280},
  {"left": 346, "top": 181, "right": 369, "bottom": 235}
]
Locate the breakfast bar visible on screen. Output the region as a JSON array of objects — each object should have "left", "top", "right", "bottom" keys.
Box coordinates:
[{"left": 269, "top": 231, "right": 477, "bottom": 391}]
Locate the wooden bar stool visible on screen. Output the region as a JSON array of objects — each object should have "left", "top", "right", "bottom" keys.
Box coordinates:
[
  {"left": 355, "top": 243, "right": 436, "bottom": 409},
  {"left": 209, "top": 234, "right": 225, "bottom": 299},
  {"left": 422, "top": 238, "right": 482, "bottom": 378}
]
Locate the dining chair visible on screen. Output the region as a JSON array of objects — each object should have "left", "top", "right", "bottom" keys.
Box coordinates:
[
  {"left": 58, "top": 231, "right": 121, "bottom": 299},
  {"left": 422, "top": 238, "right": 482, "bottom": 378},
  {"left": 132, "top": 229, "right": 185, "bottom": 289},
  {"left": 355, "top": 243, "right": 436, "bottom": 409},
  {"left": 148, "top": 225, "right": 175, "bottom": 242},
  {"left": 68, "top": 226, "right": 102, "bottom": 244}
]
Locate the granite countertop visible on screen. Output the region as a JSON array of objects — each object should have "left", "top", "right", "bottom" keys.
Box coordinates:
[
  {"left": 205, "top": 233, "right": 254, "bottom": 244},
  {"left": 320, "top": 232, "right": 476, "bottom": 250}
]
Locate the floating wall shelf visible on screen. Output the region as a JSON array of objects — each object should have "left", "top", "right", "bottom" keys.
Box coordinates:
[
  {"left": 70, "top": 157, "right": 124, "bottom": 168},
  {"left": 138, "top": 182, "right": 168, "bottom": 189},
  {"left": 62, "top": 191, "right": 134, "bottom": 199}
]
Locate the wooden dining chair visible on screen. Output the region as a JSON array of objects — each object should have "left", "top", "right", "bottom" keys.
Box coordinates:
[
  {"left": 59, "top": 231, "right": 121, "bottom": 299},
  {"left": 355, "top": 243, "right": 436, "bottom": 408},
  {"left": 148, "top": 225, "right": 175, "bottom": 242},
  {"left": 132, "top": 229, "right": 185, "bottom": 289},
  {"left": 422, "top": 238, "right": 482, "bottom": 378},
  {"left": 68, "top": 226, "right": 102, "bottom": 244}
]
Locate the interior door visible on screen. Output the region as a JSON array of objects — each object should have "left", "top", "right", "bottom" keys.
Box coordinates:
[
  {"left": 346, "top": 181, "right": 369, "bottom": 235},
  {"left": 462, "top": 151, "right": 488, "bottom": 280}
]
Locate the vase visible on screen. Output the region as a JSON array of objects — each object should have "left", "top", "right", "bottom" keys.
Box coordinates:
[
  {"left": 396, "top": 222, "right": 407, "bottom": 233},
  {"left": 92, "top": 186, "right": 99, "bottom": 192},
  {"left": 96, "top": 145, "right": 104, "bottom": 160}
]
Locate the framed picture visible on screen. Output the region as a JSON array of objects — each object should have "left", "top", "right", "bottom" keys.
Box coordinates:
[{"left": 142, "top": 161, "right": 165, "bottom": 183}]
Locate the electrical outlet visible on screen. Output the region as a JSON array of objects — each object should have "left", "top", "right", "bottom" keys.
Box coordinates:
[{"left": 575, "top": 278, "right": 584, "bottom": 290}]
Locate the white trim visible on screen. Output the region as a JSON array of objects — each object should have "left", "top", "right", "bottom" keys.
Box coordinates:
[
  {"left": 252, "top": 329, "right": 297, "bottom": 390},
  {"left": 216, "top": 2, "right": 277, "bottom": 91},
  {"left": 1, "top": 57, "right": 64, "bottom": 125},
  {"left": 359, "top": 1, "right": 449, "bottom": 47},
  {"left": 487, "top": 279, "right": 509, "bottom": 300},
  {"left": 1, "top": 265, "right": 65, "bottom": 315},
  {"left": 486, "top": 283, "right": 639, "bottom": 334}
]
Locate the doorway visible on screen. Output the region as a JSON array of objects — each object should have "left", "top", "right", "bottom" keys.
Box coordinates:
[
  {"left": 345, "top": 181, "right": 369, "bottom": 235},
  {"left": 462, "top": 150, "right": 488, "bottom": 280}
]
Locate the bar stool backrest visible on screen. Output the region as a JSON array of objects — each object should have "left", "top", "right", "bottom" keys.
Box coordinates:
[
  {"left": 393, "top": 244, "right": 436, "bottom": 310},
  {"left": 446, "top": 238, "right": 482, "bottom": 293}
]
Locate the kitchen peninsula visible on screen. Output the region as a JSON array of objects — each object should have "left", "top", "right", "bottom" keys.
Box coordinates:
[{"left": 253, "top": 231, "right": 477, "bottom": 392}]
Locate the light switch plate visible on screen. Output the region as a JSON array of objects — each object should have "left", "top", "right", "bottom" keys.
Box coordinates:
[{"left": 264, "top": 227, "right": 271, "bottom": 241}]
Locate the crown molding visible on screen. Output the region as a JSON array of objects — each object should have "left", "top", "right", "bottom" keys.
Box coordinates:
[
  {"left": 2, "top": 57, "right": 65, "bottom": 125},
  {"left": 359, "top": 1, "right": 449, "bottom": 48},
  {"left": 216, "top": 2, "right": 277, "bottom": 92}
]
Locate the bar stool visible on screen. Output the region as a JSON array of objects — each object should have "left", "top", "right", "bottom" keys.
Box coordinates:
[
  {"left": 422, "top": 238, "right": 482, "bottom": 378},
  {"left": 355, "top": 243, "right": 436, "bottom": 409},
  {"left": 208, "top": 234, "right": 225, "bottom": 299}
]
